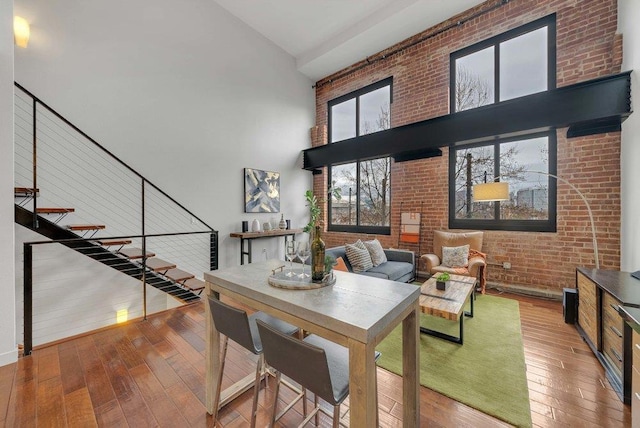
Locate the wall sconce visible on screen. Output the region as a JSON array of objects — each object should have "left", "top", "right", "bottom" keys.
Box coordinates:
[
  {"left": 116, "top": 309, "right": 128, "bottom": 324},
  {"left": 14, "top": 16, "right": 30, "bottom": 48}
]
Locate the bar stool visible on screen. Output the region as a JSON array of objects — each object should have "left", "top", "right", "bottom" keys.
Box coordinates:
[
  {"left": 208, "top": 297, "right": 299, "bottom": 427},
  {"left": 257, "top": 319, "right": 381, "bottom": 427}
]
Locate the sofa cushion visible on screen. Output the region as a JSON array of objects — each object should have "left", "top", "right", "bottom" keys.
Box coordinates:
[
  {"left": 365, "top": 261, "right": 414, "bottom": 282},
  {"left": 364, "top": 239, "right": 387, "bottom": 266},
  {"left": 345, "top": 242, "right": 373, "bottom": 273},
  {"left": 442, "top": 244, "right": 470, "bottom": 268}
]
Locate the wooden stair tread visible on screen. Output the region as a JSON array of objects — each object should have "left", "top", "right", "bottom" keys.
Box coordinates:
[
  {"left": 97, "top": 240, "right": 133, "bottom": 246},
  {"left": 145, "top": 258, "right": 176, "bottom": 272},
  {"left": 36, "top": 207, "right": 75, "bottom": 214},
  {"left": 66, "top": 224, "right": 106, "bottom": 231},
  {"left": 165, "top": 268, "right": 195, "bottom": 283},
  {"left": 182, "top": 278, "right": 205, "bottom": 291},
  {"left": 118, "top": 247, "right": 156, "bottom": 259},
  {"left": 14, "top": 187, "right": 39, "bottom": 196}
]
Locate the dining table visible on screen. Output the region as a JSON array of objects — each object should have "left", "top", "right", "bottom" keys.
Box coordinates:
[{"left": 204, "top": 259, "right": 421, "bottom": 427}]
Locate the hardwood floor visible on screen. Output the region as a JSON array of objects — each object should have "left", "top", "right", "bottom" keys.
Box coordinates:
[{"left": 0, "top": 290, "right": 631, "bottom": 427}]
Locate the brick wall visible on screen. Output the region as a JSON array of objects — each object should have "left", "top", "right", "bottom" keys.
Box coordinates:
[{"left": 312, "top": 0, "right": 622, "bottom": 295}]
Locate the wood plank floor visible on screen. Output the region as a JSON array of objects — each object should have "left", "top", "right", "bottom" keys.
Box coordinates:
[{"left": 0, "top": 290, "right": 631, "bottom": 427}]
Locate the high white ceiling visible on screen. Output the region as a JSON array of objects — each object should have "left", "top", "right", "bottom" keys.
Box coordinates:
[{"left": 212, "top": 0, "right": 486, "bottom": 81}]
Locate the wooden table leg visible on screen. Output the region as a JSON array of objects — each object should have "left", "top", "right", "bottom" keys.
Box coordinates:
[
  {"left": 348, "top": 338, "right": 378, "bottom": 427},
  {"left": 205, "top": 284, "right": 222, "bottom": 417},
  {"left": 402, "top": 305, "right": 420, "bottom": 427}
]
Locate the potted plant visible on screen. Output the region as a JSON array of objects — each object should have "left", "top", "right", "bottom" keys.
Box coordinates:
[
  {"left": 303, "top": 190, "right": 320, "bottom": 234},
  {"left": 436, "top": 272, "right": 450, "bottom": 290}
]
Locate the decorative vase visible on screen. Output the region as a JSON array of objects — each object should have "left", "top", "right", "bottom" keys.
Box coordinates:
[
  {"left": 436, "top": 280, "right": 448, "bottom": 291},
  {"left": 279, "top": 214, "right": 287, "bottom": 230},
  {"left": 311, "top": 225, "right": 326, "bottom": 282},
  {"left": 251, "top": 219, "right": 261, "bottom": 232}
]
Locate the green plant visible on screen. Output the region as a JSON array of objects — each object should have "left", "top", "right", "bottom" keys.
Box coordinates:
[
  {"left": 436, "top": 272, "right": 450, "bottom": 282},
  {"left": 324, "top": 255, "right": 336, "bottom": 274},
  {"left": 303, "top": 190, "right": 321, "bottom": 233}
]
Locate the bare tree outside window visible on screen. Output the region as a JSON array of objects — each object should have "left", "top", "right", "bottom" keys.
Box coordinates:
[
  {"left": 331, "top": 103, "right": 391, "bottom": 227},
  {"left": 455, "top": 65, "right": 492, "bottom": 112}
]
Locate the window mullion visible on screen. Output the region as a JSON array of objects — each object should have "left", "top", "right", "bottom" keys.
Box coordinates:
[{"left": 495, "top": 43, "right": 500, "bottom": 103}]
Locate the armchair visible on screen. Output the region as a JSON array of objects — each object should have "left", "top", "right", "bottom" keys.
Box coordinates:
[{"left": 421, "top": 230, "right": 487, "bottom": 293}]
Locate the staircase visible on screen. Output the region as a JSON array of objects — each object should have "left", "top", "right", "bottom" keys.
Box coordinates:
[
  {"left": 14, "top": 181, "right": 211, "bottom": 300},
  {"left": 15, "top": 189, "right": 204, "bottom": 303},
  {"left": 14, "top": 82, "right": 218, "bottom": 355}
]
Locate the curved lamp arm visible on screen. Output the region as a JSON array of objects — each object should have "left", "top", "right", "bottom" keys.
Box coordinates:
[{"left": 475, "top": 170, "right": 599, "bottom": 269}]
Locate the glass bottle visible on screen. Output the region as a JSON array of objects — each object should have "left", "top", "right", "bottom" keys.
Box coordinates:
[{"left": 311, "top": 225, "right": 326, "bottom": 282}]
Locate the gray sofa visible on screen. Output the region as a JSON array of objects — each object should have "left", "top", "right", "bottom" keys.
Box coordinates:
[{"left": 325, "top": 246, "right": 415, "bottom": 283}]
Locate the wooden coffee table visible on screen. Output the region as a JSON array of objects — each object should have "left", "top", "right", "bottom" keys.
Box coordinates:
[{"left": 418, "top": 274, "right": 476, "bottom": 344}]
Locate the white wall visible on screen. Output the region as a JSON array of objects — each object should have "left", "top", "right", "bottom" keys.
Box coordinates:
[
  {"left": 619, "top": 0, "right": 640, "bottom": 271},
  {"left": 15, "top": 225, "right": 182, "bottom": 347},
  {"left": 0, "top": 1, "right": 17, "bottom": 366},
  {"left": 13, "top": 0, "right": 315, "bottom": 271}
]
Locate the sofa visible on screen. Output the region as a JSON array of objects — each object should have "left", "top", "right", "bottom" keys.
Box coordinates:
[{"left": 326, "top": 246, "right": 415, "bottom": 283}]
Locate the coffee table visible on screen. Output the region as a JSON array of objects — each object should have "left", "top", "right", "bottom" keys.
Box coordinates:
[{"left": 418, "top": 274, "right": 476, "bottom": 344}]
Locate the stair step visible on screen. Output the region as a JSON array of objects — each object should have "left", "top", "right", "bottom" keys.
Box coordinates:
[
  {"left": 165, "top": 268, "right": 195, "bottom": 283},
  {"left": 118, "top": 247, "right": 156, "bottom": 260},
  {"left": 66, "top": 224, "right": 106, "bottom": 231},
  {"left": 97, "top": 240, "right": 133, "bottom": 246},
  {"left": 182, "top": 278, "right": 205, "bottom": 293},
  {"left": 36, "top": 207, "right": 75, "bottom": 214},
  {"left": 145, "top": 258, "right": 176, "bottom": 272},
  {"left": 14, "top": 187, "right": 39, "bottom": 197}
]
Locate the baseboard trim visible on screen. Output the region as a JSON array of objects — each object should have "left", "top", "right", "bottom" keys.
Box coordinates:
[
  {"left": 487, "top": 282, "right": 563, "bottom": 300},
  {"left": 0, "top": 347, "right": 18, "bottom": 367}
]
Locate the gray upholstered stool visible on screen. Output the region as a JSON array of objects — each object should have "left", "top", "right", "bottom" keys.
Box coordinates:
[{"left": 208, "top": 297, "right": 299, "bottom": 427}]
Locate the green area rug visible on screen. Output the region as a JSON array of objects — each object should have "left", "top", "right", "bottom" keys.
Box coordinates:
[{"left": 376, "top": 294, "right": 531, "bottom": 427}]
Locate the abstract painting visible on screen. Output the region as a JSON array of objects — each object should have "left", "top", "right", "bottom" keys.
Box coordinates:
[{"left": 244, "top": 168, "right": 280, "bottom": 213}]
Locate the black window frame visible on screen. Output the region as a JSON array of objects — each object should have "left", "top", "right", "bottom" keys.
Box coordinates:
[
  {"left": 448, "top": 131, "right": 558, "bottom": 232},
  {"left": 327, "top": 77, "right": 393, "bottom": 235},
  {"left": 448, "top": 15, "right": 557, "bottom": 232},
  {"left": 449, "top": 14, "right": 557, "bottom": 113}
]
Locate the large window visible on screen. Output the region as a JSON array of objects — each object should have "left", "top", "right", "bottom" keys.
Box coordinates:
[
  {"left": 328, "top": 78, "right": 392, "bottom": 234},
  {"left": 449, "top": 133, "right": 557, "bottom": 231},
  {"left": 449, "top": 16, "right": 557, "bottom": 232},
  {"left": 450, "top": 15, "right": 556, "bottom": 112}
]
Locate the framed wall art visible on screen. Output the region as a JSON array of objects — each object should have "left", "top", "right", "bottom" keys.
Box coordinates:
[{"left": 244, "top": 168, "right": 280, "bottom": 213}]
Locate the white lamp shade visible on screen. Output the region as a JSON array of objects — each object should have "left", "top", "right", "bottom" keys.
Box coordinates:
[
  {"left": 14, "top": 16, "right": 30, "bottom": 48},
  {"left": 473, "top": 182, "right": 509, "bottom": 202}
]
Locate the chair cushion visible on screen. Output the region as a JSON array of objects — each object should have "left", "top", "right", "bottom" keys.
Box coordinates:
[
  {"left": 249, "top": 311, "right": 299, "bottom": 353},
  {"left": 345, "top": 241, "right": 373, "bottom": 273},
  {"left": 364, "top": 239, "right": 387, "bottom": 266},
  {"left": 442, "top": 244, "right": 470, "bottom": 268},
  {"left": 433, "top": 230, "right": 484, "bottom": 260}
]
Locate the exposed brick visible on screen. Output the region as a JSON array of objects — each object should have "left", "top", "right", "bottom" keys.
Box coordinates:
[{"left": 312, "top": 0, "right": 621, "bottom": 294}]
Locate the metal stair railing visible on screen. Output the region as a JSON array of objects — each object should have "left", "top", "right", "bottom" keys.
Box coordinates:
[{"left": 13, "top": 82, "right": 219, "bottom": 355}]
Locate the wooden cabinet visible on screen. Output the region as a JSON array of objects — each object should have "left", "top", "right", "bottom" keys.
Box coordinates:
[
  {"left": 577, "top": 272, "right": 598, "bottom": 347},
  {"left": 620, "top": 306, "right": 640, "bottom": 427},
  {"left": 576, "top": 268, "right": 640, "bottom": 404}
]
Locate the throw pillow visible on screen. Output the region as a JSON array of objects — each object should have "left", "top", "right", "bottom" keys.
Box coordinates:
[
  {"left": 333, "top": 257, "right": 349, "bottom": 272},
  {"left": 364, "top": 239, "right": 387, "bottom": 266},
  {"left": 442, "top": 244, "right": 470, "bottom": 268},
  {"left": 345, "top": 242, "right": 373, "bottom": 273}
]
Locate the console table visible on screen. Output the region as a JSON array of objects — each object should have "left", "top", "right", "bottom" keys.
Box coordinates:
[
  {"left": 576, "top": 267, "right": 640, "bottom": 403},
  {"left": 230, "top": 229, "right": 302, "bottom": 264}
]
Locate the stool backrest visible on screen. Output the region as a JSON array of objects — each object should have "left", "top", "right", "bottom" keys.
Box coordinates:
[
  {"left": 208, "top": 297, "right": 257, "bottom": 353},
  {"left": 256, "top": 320, "right": 338, "bottom": 404}
]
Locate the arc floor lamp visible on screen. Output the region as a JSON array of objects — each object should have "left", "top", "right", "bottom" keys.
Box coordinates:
[{"left": 473, "top": 171, "right": 600, "bottom": 269}]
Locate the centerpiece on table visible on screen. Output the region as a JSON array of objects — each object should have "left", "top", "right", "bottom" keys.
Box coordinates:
[{"left": 435, "top": 272, "right": 450, "bottom": 290}]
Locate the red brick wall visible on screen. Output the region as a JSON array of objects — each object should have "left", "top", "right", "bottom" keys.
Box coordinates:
[{"left": 312, "top": 0, "right": 622, "bottom": 295}]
